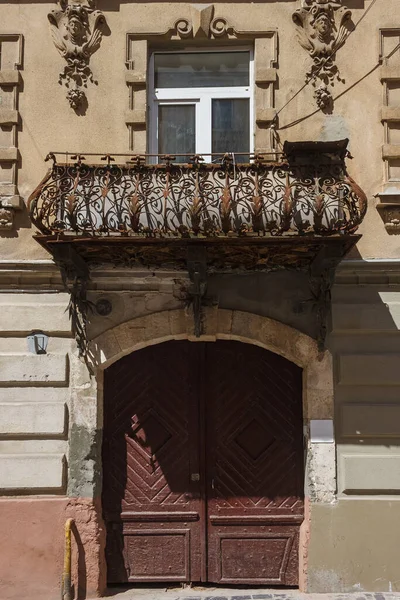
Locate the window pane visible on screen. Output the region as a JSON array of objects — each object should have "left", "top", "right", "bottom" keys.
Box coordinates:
[
  {"left": 158, "top": 105, "right": 195, "bottom": 162},
  {"left": 212, "top": 99, "right": 250, "bottom": 161},
  {"left": 155, "top": 52, "right": 249, "bottom": 88}
]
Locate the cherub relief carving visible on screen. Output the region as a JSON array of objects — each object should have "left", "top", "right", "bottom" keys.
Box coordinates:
[
  {"left": 48, "top": 1, "right": 108, "bottom": 111},
  {"left": 292, "top": 0, "right": 353, "bottom": 112}
]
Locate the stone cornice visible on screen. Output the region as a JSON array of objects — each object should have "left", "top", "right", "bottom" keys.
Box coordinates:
[
  {"left": 0, "top": 259, "right": 400, "bottom": 290},
  {"left": 0, "top": 260, "right": 63, "bottom": 291},
  {"left": 335, "top": 259, "right": 400, "bottom": 285}
]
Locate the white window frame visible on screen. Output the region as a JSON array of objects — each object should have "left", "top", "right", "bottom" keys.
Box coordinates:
[{"left": 148, "top": 47, "right": 254, "bottom": 161}]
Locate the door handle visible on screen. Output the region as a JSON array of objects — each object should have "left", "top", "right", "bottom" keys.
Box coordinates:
[{"left": 211, "top": 478, "right": 215, "bottom": 489}]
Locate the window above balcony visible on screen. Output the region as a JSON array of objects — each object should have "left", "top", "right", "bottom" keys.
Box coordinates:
[{"left": 149, "top": 49, "right": 253, "bottom": 162}]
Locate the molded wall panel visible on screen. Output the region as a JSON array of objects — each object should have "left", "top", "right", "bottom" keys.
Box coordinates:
[
  {"left": 0, "top": 294, "right": 70, "bottom": 333},
  {"left": 332, "top": 302, "right": 400, "bottom": 331},
  {"left": 0, "top": 402, "right": 66, "bottom": 436},
  {"left": 0, "top": 354, "right": 68, "bottom": 385},
  {"left": 340, "top": 403, "right": 400, "bottom": 438},
  {"left": 338, "top": 354, "right": 400, "bottom": 385},
  {"left": 339, "top": 454, "right": 400, "bottom": 493},
  {"left": 0, "top": 453, "right": 65, "bottom": 490}
]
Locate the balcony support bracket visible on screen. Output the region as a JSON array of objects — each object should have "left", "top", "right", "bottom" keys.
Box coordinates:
[
  {"left": 52, "top": 244, "right": 94, "bottom": 371},
  {"left": 308, "top": 246, "right": 338, "bottom": 351},
  {"left": 186, "top": 246, "right": 208, "bottom": 338}
]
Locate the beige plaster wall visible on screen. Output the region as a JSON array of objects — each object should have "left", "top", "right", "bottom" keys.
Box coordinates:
[
  {"left": 0, "top": 0, "right": 399, "bottom": 258},
  {"left": 308, "top": 500, "right": 400, "bottom": 592},
  {"left": 302, "top": 267, "right": 400, "bottom": 592}
]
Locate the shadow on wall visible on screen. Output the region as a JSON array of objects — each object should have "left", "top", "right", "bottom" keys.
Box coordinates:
[
  {"left": 330, "top": 252, "right": 400, "bottom": 454},
  {"left": 207, "top": 270, "right": 321, "bottom": 341}
]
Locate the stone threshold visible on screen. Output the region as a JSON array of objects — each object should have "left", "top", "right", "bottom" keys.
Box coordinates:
[{"left": 103, "top": 588, "right": 400, "bottom": 600}]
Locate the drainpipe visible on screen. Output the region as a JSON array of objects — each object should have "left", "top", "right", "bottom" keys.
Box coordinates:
[{"left": 62, "top": 518, "right": 74, "bottom": 600}]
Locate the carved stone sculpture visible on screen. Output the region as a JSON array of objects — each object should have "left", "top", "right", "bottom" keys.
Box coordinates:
[
  {"left": 48, "top": 1, "right": 107, "bottom": 111},
  {"left": 0, "top": 208, "right": 14, "bottom": 230},
  {"left": 292, "top": 0, "right": 353, "bottom": 111}
]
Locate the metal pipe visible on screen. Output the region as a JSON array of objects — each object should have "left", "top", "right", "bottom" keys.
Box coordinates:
[{"left": 61, "top": 518, "right": 74, "bottom": 600}]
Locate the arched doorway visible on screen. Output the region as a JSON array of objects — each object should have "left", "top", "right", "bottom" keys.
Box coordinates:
[{"left": 102, "top": 339, "right": 304, "bottom": 586}]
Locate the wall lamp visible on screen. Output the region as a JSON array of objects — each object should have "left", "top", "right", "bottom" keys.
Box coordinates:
[{"left": 27, "top": 331, "right": 49, "bottom": 355}]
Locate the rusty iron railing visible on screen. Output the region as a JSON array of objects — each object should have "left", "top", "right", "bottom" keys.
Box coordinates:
[{"left": 29, "top": 151, "right": 367, "bottom": 238}]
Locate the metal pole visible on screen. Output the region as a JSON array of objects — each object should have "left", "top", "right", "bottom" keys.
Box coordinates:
[{"left": 62, "top": 518, "right": 74, "bottom": 600}]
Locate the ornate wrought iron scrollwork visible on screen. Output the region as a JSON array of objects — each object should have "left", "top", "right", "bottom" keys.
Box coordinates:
[{"left": 29, "top": 154, "right": 367, "bottom": 238}]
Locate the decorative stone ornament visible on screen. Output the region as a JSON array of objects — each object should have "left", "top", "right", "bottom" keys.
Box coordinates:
[
  {"left": 292, "top": 0, "right": 353, "bottom": 112},
  {"left": 376, "top": 190, "right": 400, "bottom": 234},
  {"left": 0, "top": 207, "right": 14, "bottom": 230},
  {"left": 189, "top": 4, "right": 214, "bottom": 37},
  {"left": 48, "top": 0, "right": 108, "bottom": 111},
  {"left": 95, "top": 298, "right": 112, "bottom": 316}
]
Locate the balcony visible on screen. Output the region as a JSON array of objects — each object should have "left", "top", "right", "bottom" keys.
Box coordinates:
[{"left": 29, "top": 140, "right": 366, "bottom": 273}]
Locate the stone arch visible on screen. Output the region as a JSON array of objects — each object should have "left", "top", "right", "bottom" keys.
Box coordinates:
[{"left": 93, "top": 307, "right": 333, "bottom": 423}]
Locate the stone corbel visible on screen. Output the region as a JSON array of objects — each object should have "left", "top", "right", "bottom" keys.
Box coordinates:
[
  {"left": 184, "top": 246, "right": 220, "bottom": 338},
  {"left": 376, "top": 190, "right": 400, "bottom": 234},
  {"left": 0, "top": 193, "right": 23, "bottom": 231},
  {"left": 48, "top": 0, "right": 108, "bottom": 112},
  {"left": 292, "top": 0, "right": 354, "bottom": 112},
  {"left": 51, "top": 244, "right": 95, "bottom": 369},
  {"left": 186, "top": 247, "right": 208, "bottom": 338}
]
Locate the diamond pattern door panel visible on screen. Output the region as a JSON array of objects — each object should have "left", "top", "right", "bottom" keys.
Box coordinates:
[
  {"left": 205, "top": 341, "right": 304, "bottom": 585},
  {"left": 102, "top": 341, "right": 203, "bottom": 583},
  {"left": 102, "top": 340, "right": 304, "bottom": 586}
]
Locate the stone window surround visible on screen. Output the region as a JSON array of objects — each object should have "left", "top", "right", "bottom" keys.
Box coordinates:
[
  {"left": 377, "top": 27, "right": 400, "bottom": 232},
  {"left": 0, "top": 33, "right": 24, "bottom": 230},
  {"left": 67, "top": 307, "right": 336, "bottom": 592},
  {"left": 124, "top": 8, "right": 278, "bottom": 155}
]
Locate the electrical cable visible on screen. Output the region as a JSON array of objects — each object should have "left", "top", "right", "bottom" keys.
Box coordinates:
[{"left": 277, "top": 38, "right": 400, "bottom": 132}]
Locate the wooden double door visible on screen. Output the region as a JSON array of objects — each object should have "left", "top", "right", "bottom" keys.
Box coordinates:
[{"left": 102, "top": 340, "right": 304, "bottom": 586}]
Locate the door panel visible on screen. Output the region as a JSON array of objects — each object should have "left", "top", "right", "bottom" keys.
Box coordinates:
[
  {"left": 205, "top": 341, "right": 304, "bottom": 585},
  {"left": 102, "top": 341, "right": 203, "bottom": 583},
  {"left": 102, "top": 340, "right": 304, "bottom": 586}
]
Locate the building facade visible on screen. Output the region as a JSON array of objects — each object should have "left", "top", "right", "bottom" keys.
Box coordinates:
[{"left": 1, "top": 1, "right": 400, "bottom": 598}]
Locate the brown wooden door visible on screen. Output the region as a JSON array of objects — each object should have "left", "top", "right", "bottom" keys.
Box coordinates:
[
  {"left": 102, "top": 340, "right": 303, "bottom": 586},
  {"left": 205, "top": 342, "right": 304, "bottom": 585},
  {"left": 102, "top": 341, "right": 204, "bottom": 583}
]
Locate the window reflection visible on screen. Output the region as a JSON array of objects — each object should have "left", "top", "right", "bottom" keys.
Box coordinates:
[
  {"left": 155, "top": 51, "right": 250, "bottom": 88},
  {"left": 158, "top": 105, "right": 196, "bottom": 163},
  {"left": 212, "top": 99, "right": 250, "bottom": 162}
]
